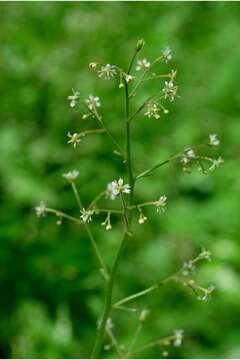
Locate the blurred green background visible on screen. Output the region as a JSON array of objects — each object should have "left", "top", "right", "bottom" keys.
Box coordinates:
[{"left": 1, "top": 2, "right": 240, "bottom": 358}]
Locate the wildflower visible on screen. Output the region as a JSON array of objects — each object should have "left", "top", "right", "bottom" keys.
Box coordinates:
[
  {"left": 68, "top": 90, "right": 80, "bottom": 108},
  {"left": 89, "top": 62, "right": 97, "bottom": 70},
  {"left": 138, "top": 212, "right": 147, "bottom": 224},
  {"left": 125, "top": 74, "right": 134, "bottom": 83},
  {"left": 198, "top": 284, "right": 215, "bottom": 301},
  {"left": 185, "top": 148, "right": 196, "bottom": 158},
  {"left": 209, "top": 156, "right": 224, "bottom": 171},
  {"left": 62, "top": 170, "right": 79, "bottom": 182},
  {"left": 173, "top": 329, "right": 184, "bottom": 347},
  {"left": 161, "top": 47, "right": 172, "bottom": 63},
  {"left": 86, "top": 95, "right": 101, "bottom": 110},
  {"left": 106, "top": 178, "right": 131, "bottom": 200},
  {"left": 209, "top": 134, "right": 220, "bottom": 146},
  {"left": 80, "top": 208, "right": 94, "bottom": 223},
  {"left": 162, "top": 80, "right": 178, "bottom": 102},
  {"left": 98, "top": 64, "right": 116, "bottom": 80},
  {"left": 67, "top": 132, "right": 82, "bottom": 148},
  {"left": 35, "top": 201, "right": 46, "bottom": 217},
  {"left": 136, "top": 58, "right": 150, "bottom": 71},
  {"left": 156, "top": 195, "right": 167, "bottom": 213},
  {"left": 144, "top": 103, "right": 160, "bottom": 119}
]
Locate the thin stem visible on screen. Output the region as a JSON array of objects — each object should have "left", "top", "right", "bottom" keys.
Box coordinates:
[
  {"left": 80, "top": 129, "right": 106, "bottom": 136},
  {"left": 45, "top": 207, "right": 82, "bottom": 224},
  {"left": 127, "top": 323, "right": 143, "bottom": 357},
  {"left": 113, "top": 274, "right": 176, "bottom": 309},
  {"left": 120, "top": 193, "right": 131, "bottom": 234},
  {"left": 106, "top": 327, "right": 124, "bottom": 358},
  {"left": 133, "top": 334, "right": 176, "bottom": 355},
  {"left": 135, "top": 154, "right": 182, "bottom": 181},
  {"left": 71, "top": 182, "right": 108, "bottom": 280}
]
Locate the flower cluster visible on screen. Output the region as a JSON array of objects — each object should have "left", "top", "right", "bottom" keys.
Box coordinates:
[
  {"left": 144, "top": 103, "right": 160, "bottom": 120},
  {"left": 80, "top": 208, "right": 94, "bottom": 223}
]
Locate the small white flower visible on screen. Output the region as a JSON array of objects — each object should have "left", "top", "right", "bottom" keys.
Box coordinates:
[
  {"left": 162, "top": 80, "right": 178, "bottom": 102},
  {"left": 80, "top": 208, "right": 94, "bottom": 223},
  {"left": 68, "top": 90, "right": 80, "bottom": 108},
  {"left": 209, "top": 156, "right": 224, "bottom": 171},
  {"left": 106, "top": 178, "right": 131, "bottom": 200},
  {"left": 62, "top": 170, "right": 79, "bottom": 182},
  {"left": 170, "top": 69, "right": 177, "bottom": 80},
  {"left": 35, "top": 201, "right": 46, "bottom": 217},
  {"left": 98, "top": 64, "right": 116, "bottom": 80},
  {"left": 86, "top": 95, "right": 101, "bottom": 110},
  {"left": 173, "top": 329, "right": 184, "bottom": 347},
  {"left": 106, "top": 318, "right": 114, "bottom": 330},
  {"left": 161, "top": 47, "right": 172, "bottom": 63},
  {"left": 67, "top": 132, "right": 82, "bottom": 148},
  {"left": 136, "top": 58, "right": 150, "bottom": 71},
  {"left": 209, "top": 134, "right": 220, "bottom": 146},
  {"left": 125, "top": 74, "right": 134, "bottom": 83},
  {"left": 144, "top": 103, "right": 160, "bottom": 120},
  {"left": 156, "top": 195, "right": 167, "bottom": 213},
  {"left": 185, "top": 148, "right": 196, "bottom": 159},
  {"left": 138, "top": 212, "right": 147, "bottom": 224}
]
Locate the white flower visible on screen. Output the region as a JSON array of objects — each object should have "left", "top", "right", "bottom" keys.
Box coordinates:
[
  {"left": 62, "top": 170, "right": 79, "bottom": 182},
  {"left": 67, "top": 132, "right": 82, "bottom": 148},
  {"left": 185, "top": 148, "right": 196, "bottom": 158},
  {"left": 106, "top": 178, "right": 131, "bottom": 200},
  {"left": 98, "top": 64, "right": 116, "bottom": 80},
  {"left": 156, "top": 195, "right": 167, "bottom": 213},
  {"left": 68, "top": 90, "right": 80, "bottom": 108},
  {"left": 106, "top": 318, "right": 114, "bottom": 330},
  {"left": 209, "top": 156, "right": 224, "bottom": 171},
  {"left": 35, "top": 201, "right": 46, "bottom": 217},
  {"left": 209, "top": 134, "right": 220, "bottom": 146},
  {"left": 161, "top": 47, "right": 172, "bottom": 63},
  {"left": 139, "top": 309, "right": 150, "bottom": 322},
  {"left": 125, "top": 74, "right": 134, "bottom": 83},
  {"left": 138, "top": 212, "right": 147, "bottom": 224},
  {"left": 173, "top": 329, "right": 184, "bottom": 347},
  {"left": 162, "top": 80, "right": 178, "bottom": 102},
  {"left": 144, "top": 103, "right": 160, "bottom": 119},
  {"left": 80, "top": 208, "right": 94, "bottom": 223},
  {"left": 136, "top": 58, "right": 150, "bottom": 71},
  {"left": 86, "top": 95, "right": 101, "bottom": 110}
]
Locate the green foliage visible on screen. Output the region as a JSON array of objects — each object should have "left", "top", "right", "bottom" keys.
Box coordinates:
[{"left": 0, "top": 2, "right": 240, "bottom": 358}]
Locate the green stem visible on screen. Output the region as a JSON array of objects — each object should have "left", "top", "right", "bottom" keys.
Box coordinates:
[
  {"left": 71, "top": 183, "right": 108, "bottom": 280},
  {"left": 91, "top": 71, "right": 135, "bottom": 359}
]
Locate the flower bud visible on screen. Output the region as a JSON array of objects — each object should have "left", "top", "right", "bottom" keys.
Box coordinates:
[{"left": 136, "top": 39, "right": 145, "bottom": 52}]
